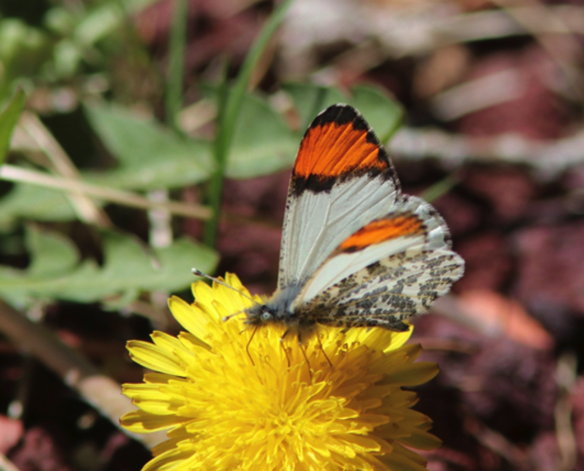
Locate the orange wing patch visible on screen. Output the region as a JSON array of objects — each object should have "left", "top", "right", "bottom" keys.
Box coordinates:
[
  {"left": 294, "top": 121, "right": 385, "bottom": 178},
  {"left": 338, "top": 214, "right": 425, "bottom": 252}
]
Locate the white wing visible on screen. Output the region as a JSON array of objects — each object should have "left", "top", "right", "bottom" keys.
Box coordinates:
[{"left": 277, "top": 104, "right": 399, "bottom": 289}]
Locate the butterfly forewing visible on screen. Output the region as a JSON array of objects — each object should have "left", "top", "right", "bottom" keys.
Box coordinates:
[{"left": 277, "top": 105, "right": 399, "bottom": 290}]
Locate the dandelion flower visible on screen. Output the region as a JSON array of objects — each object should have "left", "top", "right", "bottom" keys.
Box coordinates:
[{"left": 121, "top": 273, "right": 440, "bottom": 471}]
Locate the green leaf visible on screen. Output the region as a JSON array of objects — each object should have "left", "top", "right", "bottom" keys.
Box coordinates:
[
  {"left": 0, "top": 20, "right": 52, "bottom": 96},
  {"left": 0, "top": 228, "right": 218, "bottom": 307},
  {"left": 283, "top": 83, "right": 403, "bottom": 141},
  {"left": 73, "top": 0, "right": 157, "bottom": 46},
  {"left": 84, "top": 102, "right": 213, "bottom": 190},
  {"left": 346, "top": 85, "right": 403, "bottom": 142},
  {"left": 0, "top": 184, "right": 78, "bottom": 225},
  {"left": 26, "top": 226, "right": 78, "bottom": 276},
  {"left": 420, "top": 174, "right": 459, "bottom": 203},
  {"left": 0, "top": 89, "right": 26, "bottom": 163},
  {"left": 215, "top": 84, "right": 403, "bottom": 179},
  {"left": 227, "top": 92, "right": 298, "bottom": 178},
  {"left": 283, "top": 83, "right": 345, "bottom": 129}
]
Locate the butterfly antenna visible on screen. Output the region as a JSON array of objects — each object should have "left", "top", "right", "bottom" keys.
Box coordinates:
[
  {"left": 191, "top": 268, "right": 257, "bottom": 304},
  {"left": 192, "top": 269, "right": 258, "bottom": 323},
  {"left": 223, "top": 309, "right": 246, "bottom": 322}
]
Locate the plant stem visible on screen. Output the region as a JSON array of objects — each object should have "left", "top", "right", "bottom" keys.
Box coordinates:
[
  {"left": 203, "top": 0, "right": 293, "bottom": 247},
  {"left": 166, "top": 0, "right": 188, "bottom": 134}
]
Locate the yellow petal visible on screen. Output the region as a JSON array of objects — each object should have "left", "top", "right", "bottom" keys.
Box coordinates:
[{"left": 127, "top": 340, "right": 186, "bottom": 377}]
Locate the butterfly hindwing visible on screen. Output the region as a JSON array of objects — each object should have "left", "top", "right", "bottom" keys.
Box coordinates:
[
  {"left": 291, "top": 196, "right": 465, "bottom": 328},
  {"left": 296, "top": 248, "right": 464, "bottom": 330}
]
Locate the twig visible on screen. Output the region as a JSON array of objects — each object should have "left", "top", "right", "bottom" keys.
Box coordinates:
[
  {"left": 0, "top": 300, "right": 165, "bottom": 449},
  {"left": 436, "top": 6, "right": 584, "bottom": 51},
  {"left": 432, "top": 295, "right": 496, "bottom": 338},
  {"left": 0, "top": 454, "right": 21, "bottom": 471},
  {"left": 282, "top": 4, "right": 584, "bottom": 66},
  {"left": 491, "top": 0, "right": 583, "bottom": 102},
  {"left": 464, "top": 415, "right": 529, "bottom": 469},
  {"left": 178, "top": 99, "right": 216, "bottom": 135},
  {"left": 125, "top": 299, "right": 174, "bottom": 329},
  {"left": 0, "top": 164, "right": 211, "bottom": 220},
  {"left": 554, "top": 353, "right": 577, "bottom": 471},
  {"left": 388, "top": 127, "right": 584, "bottom": 180},
  {"left": 430, "top": 69, "right": 523, "bottom": 121},
  {"left": 19, "top": 112, "right": 112, "bottom": 227}
]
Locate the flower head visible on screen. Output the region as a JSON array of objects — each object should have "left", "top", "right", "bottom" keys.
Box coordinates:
[{"left": 121, "top": 274, "right": 440, "bottom": 471}]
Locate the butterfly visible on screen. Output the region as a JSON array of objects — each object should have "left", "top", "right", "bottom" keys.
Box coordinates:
[{"left": 244, "top": 104, "right": 464, "bottom": 339}]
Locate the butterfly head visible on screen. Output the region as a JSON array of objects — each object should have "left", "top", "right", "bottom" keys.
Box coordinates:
[
  {"left": 243, "top": 283, "right": 303, "bottom": 327},
  {"left": 244, "top": 304, "right": 277, "bottom": 326}
]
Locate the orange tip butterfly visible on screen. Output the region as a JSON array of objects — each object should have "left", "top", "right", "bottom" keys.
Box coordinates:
[{"left": 243, "top": 104, "right": 464, "bottom": 337}]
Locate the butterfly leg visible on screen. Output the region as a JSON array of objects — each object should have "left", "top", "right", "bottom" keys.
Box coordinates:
[
  {"left": 298, "top": 342, "right": 313, "bottom": 380},
  {"left": 284, "top": 327, "right": 315, "bottom": 379},
  {"left": 315, "top": 329, "right": 333, "bottom": 369},
  {"left": 245, "top": 325, "right": 259, "bottom": 365}
]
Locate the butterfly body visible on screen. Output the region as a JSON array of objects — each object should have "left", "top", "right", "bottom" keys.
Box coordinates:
[{"left": 244, "top": 104, "right": 464, "bottom": 334}]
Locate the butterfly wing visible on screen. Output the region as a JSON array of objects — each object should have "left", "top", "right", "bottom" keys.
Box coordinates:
[
  {"left": 277, "top": 104, "right": 400, "bottom": 290},
  {"left": 291, "top": 195, "right": 465, "bottom": 330}
]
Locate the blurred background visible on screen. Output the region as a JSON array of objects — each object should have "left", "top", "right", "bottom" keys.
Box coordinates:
[{"left": 0, "top": 0, "right": 583, "bottom": 470}]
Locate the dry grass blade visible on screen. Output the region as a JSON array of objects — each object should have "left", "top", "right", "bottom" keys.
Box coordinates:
[
  {"left": 0, "top": 164, "right": 211, "bottom": 220},
  {"left": 0, "top": 300, "right": 166, "bottom": 449}
]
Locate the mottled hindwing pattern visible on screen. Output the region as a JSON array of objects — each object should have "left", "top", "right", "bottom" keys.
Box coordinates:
[
  {"left": 296, "top": 249, "right": 464, "bottom": 331},
  {"left": 292, "top": 194, "right": 464, "bottom": 329}
]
